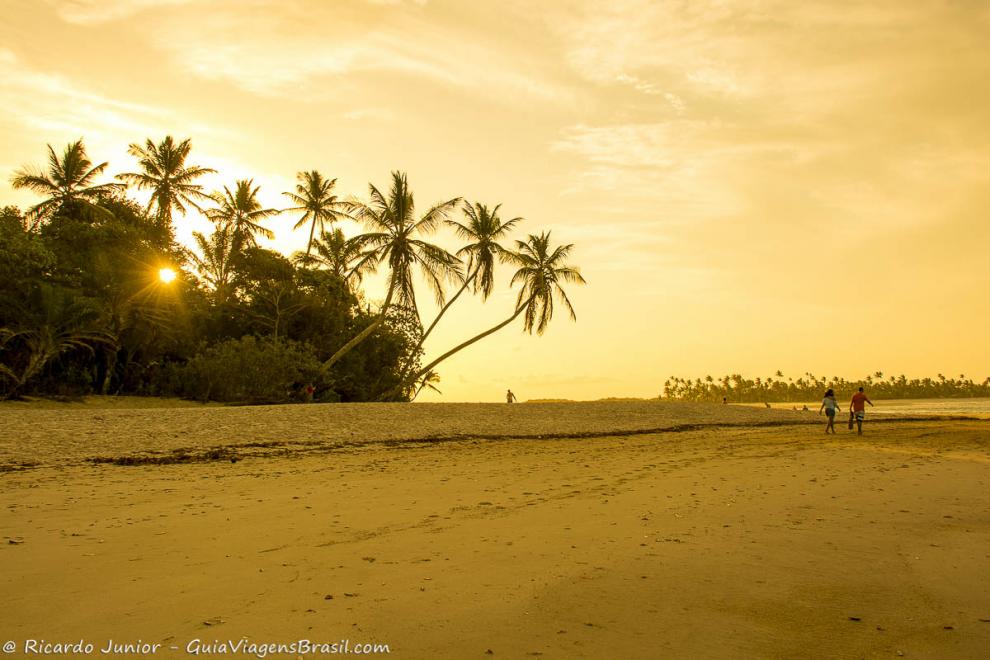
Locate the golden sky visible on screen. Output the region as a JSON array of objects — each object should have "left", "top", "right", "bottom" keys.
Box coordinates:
[{"left": 2, "top": 0, "right": 989, "bottom": 401}]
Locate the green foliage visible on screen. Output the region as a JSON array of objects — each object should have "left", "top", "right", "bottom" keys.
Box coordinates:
[
  {"left": 4, "top": 137, "right": 580, "bottom": 403},
  {"left": 165, "top": 336, "right": 325, "bottom": 403},
  {"left": 0, "top": 207, "right": 54, "bottom": 305},
  {"left": 117, "top": 135, "right": 215, "bottom": 228},
  {"left": 662, "top": 372, "right": 990, "bottom": 402},
  {"left": 0, "top": 284, "right": 111, "bottom": 398},
  {"left": 10, "top": 140, "right": 123, "bottom": 226}
]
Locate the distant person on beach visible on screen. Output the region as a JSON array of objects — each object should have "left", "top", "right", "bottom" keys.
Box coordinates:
[
  {"left": 849, "top": 387, "right": 874, "bottom": 435},
  {"left": 506, "top": 389, "right": 517, "bottom": 404},
  {"left": 819, "top": 388, "right": 839, "bottom": 434}
]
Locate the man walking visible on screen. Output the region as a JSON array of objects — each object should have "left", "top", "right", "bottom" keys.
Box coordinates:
[
  {"left": 506, "top": 389, "right": 517, "bottom": 404},
  {"left": 849, "top": 387, "right": 874, "bottom": 435}
]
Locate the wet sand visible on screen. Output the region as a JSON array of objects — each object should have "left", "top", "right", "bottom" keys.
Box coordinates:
[{"left": 1, "top": 401, "right": 988, "bottom": 658}]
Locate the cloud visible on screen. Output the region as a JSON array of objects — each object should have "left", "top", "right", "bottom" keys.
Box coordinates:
[
  {"left": 546, "top": 0, "right": 990, "bottom": 237},
  {"left": 0, "top": 48, "right": 169, "bottom": 145},
  {"left": 129, "top": 2, "right": 575, "bottom": 104},
  {"left": 46, "top": 0, "right": 198, "bottom": 24},
  {"left": 555, "top": 0, "right": 990, "bottom": 119}
]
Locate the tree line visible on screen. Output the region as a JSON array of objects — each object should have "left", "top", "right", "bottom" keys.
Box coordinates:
[
  {"left": 662, "top": 372, "right": 990, "bottom": 402},
  {"left": 0, "top": 137, "right": 585, "bottom": 403}
]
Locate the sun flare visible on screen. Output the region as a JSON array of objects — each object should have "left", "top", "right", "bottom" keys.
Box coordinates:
[{"left": 158, "top": 267, "right": 176, "bottom": 284}]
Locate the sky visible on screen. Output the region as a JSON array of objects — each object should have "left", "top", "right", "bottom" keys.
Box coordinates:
[{"left": 2, "top": 0, "right": 989, "bottom": 401}]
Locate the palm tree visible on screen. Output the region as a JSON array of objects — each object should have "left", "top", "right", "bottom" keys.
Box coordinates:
[
  {"left": 282, "top": 171, "right": 351, "bottom": 257},
  {"left": 425, "top": 202, "right": 520, "bottom": 343},
  {"left": 10, "top": 140, "right": 122, "bottom": 228},
  {"left": 321, "top": 171, "right": 461, "bottom": 371},
  {"left": 0, "top": 329, "right": 19, "bottom": 393},
  {"left": 1, "top": 285, "right": 112, "bottom": 398},
  {"left": 205, "top": 179, "right": 278, "bottom": 251},
  {"left": 116, "top": 136, "right": 215, "bottom": 229},
  {"left": 291, "top": 228, "right": 372, "bottom": 284},
  {"left": 390, "top": 201, "right": 520, "bottom": 389},
  {"left": 396, "top": 231, "right": 585, "bottom": 395},
  {"left": 411, "top": 370, "right": 441, "bottom": 401},
  {"left": 187, "top": 226, "right": 238, "bottom": 304}
]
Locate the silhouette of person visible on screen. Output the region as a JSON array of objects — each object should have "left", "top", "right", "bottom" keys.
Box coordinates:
[
  {"left": 849, "top": 386, "right": 874, "bottom": 435},
  {"left": 506, "top": 389, "right": 517, "bottom": 404},
  {"left": 819, "top": 388, "right": 839, "bottom": 434}
]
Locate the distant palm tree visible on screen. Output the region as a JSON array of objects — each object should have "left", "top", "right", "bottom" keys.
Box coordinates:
[
  {"left": 10, "top": 140, "right": 121, "bottom": 228},
  {"left": 397, "top": 231, "right": 585, "bottom": 394},
  {"left": 116, "top": 136, "right": 215, "bottom": 229},
  {"left": 292, "top": 228, "right": 372, "bottom": 285},
  {"left": 187, "top": 226, "right": 238, "bottom": 304},
  {"left": 410, "top": 370, "right": 441, "bottom": 401},
  {"left": 282, "top": 171, "right": 351, "bottom": 257},
  {"left": 206, "top": 179, "right": 278, "bottom": 251},
  {"left": 321, "top": 171, "right": 461, "bottom": 371}
]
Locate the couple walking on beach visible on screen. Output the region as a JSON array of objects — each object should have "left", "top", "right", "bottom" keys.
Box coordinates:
[{"left": 819, "top": 387, "right": 874, "bottom": 435}]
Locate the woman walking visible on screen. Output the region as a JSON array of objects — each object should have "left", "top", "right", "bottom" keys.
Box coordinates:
[{"left": 819, "top": 388, "right": 839, "bottom": 434}]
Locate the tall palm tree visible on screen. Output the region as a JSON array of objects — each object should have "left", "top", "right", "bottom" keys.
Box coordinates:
[
  {"left": 392, "top": 231, "right": 585, "bottom": 397},
  {"left": 424, "top": 202, "right": 521, "bottom": 343},
  {"left": 282, "top": 170, "right": 351, "bottom": 257},
  {"left": 291, "top": 228, "right": 373, "bottom": 284},
  {"left": 321, "top": 171, "right": 461, "bottom": 371},
  {"left": 187, "top": 226, "right": 237, "bottom": 304},
  {"left": 116, "top": 136, "right": 215, "bottom": 229},
  {"left": 205, "top": 179, "right": 278, "bottom": 251},
  {"left": 392, "top": 201, "right": 520, "bottom": 388},
  {"left": 10, "top": 140, "right": 122, "bottom": 228}
]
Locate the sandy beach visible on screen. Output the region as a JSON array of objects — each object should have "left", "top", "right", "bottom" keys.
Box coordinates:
[{"left": 2, "top": 401, "right": 989, "bottom": 658}]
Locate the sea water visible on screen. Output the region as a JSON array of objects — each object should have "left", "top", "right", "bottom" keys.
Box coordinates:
[
  {"left": 761, "top": 398, "right": 990, "bottom": 418},
  {"left": 866, "top": 397, "right": 990, "bottom": 418}
]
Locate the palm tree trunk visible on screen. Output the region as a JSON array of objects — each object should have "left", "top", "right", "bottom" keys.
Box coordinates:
[
  {"left": 100, "top": 348, "right": 117, "bottom": 395},
  {"left": 305, "top": 218, "right": 317, "bottom": 257},
  {"left": 396, "top": 265, "right": 478, "bottom": 382},
  {"left": 321, "top": 282, "right": 396, "bottom": 372},
  {"left": 383, "top": 297, "right": 531, "bottom": 400}
]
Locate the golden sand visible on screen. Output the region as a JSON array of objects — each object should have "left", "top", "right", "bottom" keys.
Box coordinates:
[{"left": 1, "top": 401, "right": 988, "bottom": 658}]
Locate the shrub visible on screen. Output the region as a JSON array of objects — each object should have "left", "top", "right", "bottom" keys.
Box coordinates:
[{"left": 168, "top": 336, "right": 325, "bottom": 403}]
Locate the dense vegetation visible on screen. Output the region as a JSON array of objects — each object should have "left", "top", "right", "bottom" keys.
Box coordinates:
[
  {"left": 1, "top": 138, "right": 585, "bottom": 403},
  {"left": 662, "top": 372, "right": 990, "bottom": 403}
]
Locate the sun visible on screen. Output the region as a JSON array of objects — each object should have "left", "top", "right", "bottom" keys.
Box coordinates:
[{"left": 158, "top": 267, "right": 177, "bottom": 284}]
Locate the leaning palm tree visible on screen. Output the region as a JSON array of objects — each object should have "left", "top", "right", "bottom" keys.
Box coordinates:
[
  {"left": 10, "top": 140, "right": 122, "bottom": 228},
  {"left": 116, "top": 136, "right": 215, "bottom": 229},
  {"left": 392, "top": 201, "right": 520, "bottom": 388},
  {"left": 409, "top": 369, "right": 441, "bottom": 401},
  {"left": 421, "top": 201, "right": 520, "bottom": 345},
  {"left": 282, "top": 170, "right": 351, "bottom": 257},
  {"left": 187, "top": 225, "right": 238, "bottom": 305},
  {"left": 205, "top": 179, "right": 278, "bottom": 251},
  {"left": 320, "top": 171, "right": 461, "bottom": 371},
  {"left": 291, "top": 228, "right": 373, "bottom": 284},
  {"left": 390, "top": 231, "right": 585, "bottom": 398}
]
